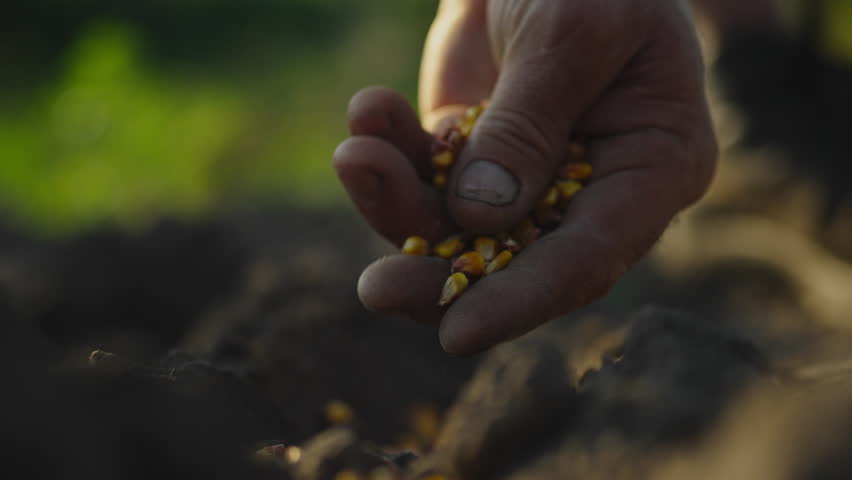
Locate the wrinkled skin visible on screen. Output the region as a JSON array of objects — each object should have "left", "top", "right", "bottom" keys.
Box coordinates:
[{"left": 334, "top": 0, "right": 717, "bottom": 354}]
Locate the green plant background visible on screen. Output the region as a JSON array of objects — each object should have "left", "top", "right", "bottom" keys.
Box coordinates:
[
  {"left": 0, "top": 1, "right": 435, "bottom": 233},
  {"left": 0, "top": 1, "right": 850, "bottom": 234}
]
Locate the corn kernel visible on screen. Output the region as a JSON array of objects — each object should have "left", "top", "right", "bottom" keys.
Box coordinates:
[
  {"left": 335, "top": 470, "right": 363, "bottom": 480},
  {"left": 485, "top": 250, "right": 513, "bottom": 275},
  {"left": 439, "top": 272, "right": 469, "bottom": 306},
  {"left": 473, "top": 237, "right": 498, "bottom": 261},
  {"left": 431, "top": 151, "right": 454, "bottom": 170},
  {"left": 409, "top": 404, "right": 441, "bottom": 443},
  {"left": 420, "top": 475, "right": 450, "bottom": 480},
  {"left": 368, "top": 467, "right": 396, "bottom": 480},
  {"left": 285, "top": 446, "right": 302, "bottom": 463},
  {"left": 568, "top": 142, "right": 586, "bottom": 160},
  {"left": 458, "top": 105, "right": 484, "bottom": 137},
  {"left": 558, "top": 162, "right": 593, "bottom": 181},
  {"left": 402, "top": 236, "right": 430, "bottom": 256},
  {"left": 433, "top": 171, "right": 448, "bottom": 188},
  {"left": 556, "top": 180, "right": 583, "bottom": 200},
  {"left": 452, "top": 251, "right": 486, "bottom": 277},
  {"left": 464, "top": 104, "right": 485, "bottom": 122},
  {"left": 433, "top": 235, "right": 466, "bottom": 258},
  {"left": 537, "top": 186, "right": 560, "bottom": 209},
  {"left": 325, "top": 400, "right": 354, "bottom": 425}
]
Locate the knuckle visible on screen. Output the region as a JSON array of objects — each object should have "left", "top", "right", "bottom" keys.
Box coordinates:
[
  {"left": 474, "top": 107, "right": 556, "bottom": 166},
  {"left": 642, "top": 126, "right": 716, "bottom": 205}
]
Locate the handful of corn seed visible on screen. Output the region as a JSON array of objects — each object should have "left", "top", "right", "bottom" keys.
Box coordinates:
[{"left": 402, "top": 104, "right": 593, "bottom": 306}]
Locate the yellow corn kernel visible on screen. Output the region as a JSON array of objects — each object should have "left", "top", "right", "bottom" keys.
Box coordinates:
[
  {"left": 485, "top": 250, "right": 513, "bottom": 275},
  {"left": 568, "top": 142, "right": 586, "bottom": 160},
  {"left": 367, "top": 467, "right": 396, "bottom": 480},
  {"left": 325, "top": 400, "right": 354, "bottom": 425},
  {"left": 452, "top": 251, "right": 486, "bottom": 277},
  {"left": 402, "top": 236, "right": 430, "bottom": 256},
  {"left": 558, "top": 162, "right": 593, "bottom": 181},
  {"left": 409, "top": 404, "right": 441, "bottom": 442},
  {"left": 458, "top": 105, "right": 484, "bottom": 137},
  {"left": 433, "top": 235, "right": 465, "bottom": 259},
  {"left": 433, "top": 171, "right": 448, "bottom": 188},
  {"left": 335, "top": 470, "right": 363, "bottom": 480},
  {"left": 556, "top": 180, "right": 583, "bottom": 200},
  {"left": 537, "top": 185, "right": 560, "bottom": 209},
  {"left": 439, "top": 272, "right": 469, "bottom": 306},
  {"left": 431, "top": 151, "right": 454, "bottom": 170},
  {"left": 420, "top": 475, "right": 450, "bottom": 480},
  {"left": 474, "top": 237, "right": 498, "bottom": 262},
  {"left": 285, "top": 446, "right": 302, "bottom": 463},
  {"left": 465, "top": 104, "right": 485, "bottom": 122}
]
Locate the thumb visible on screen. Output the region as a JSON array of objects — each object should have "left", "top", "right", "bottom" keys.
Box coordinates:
[{"left": 447, "top": 2, "right": 637, "bottom": 233}]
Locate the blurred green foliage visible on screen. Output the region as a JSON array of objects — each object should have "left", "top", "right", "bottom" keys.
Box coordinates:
[
  {"left": 823, "top": 0, "right": 852, "bottom": 61},
  {"left": 0, "top": 1, "right": 435, "bottom": 233}
]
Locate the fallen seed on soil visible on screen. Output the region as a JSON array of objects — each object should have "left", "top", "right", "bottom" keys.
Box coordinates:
[
  {"left": 409, "top": 403, "right": 441, "bottom": 443},
  {"left": 325, "top": 400, "right": 354, "bottom": 425},
  {"left": 368, "top": 467, "right": 396, "bottom": 480},
  {"left": 285, "top": 446, "right": 302, "bottom": 463},
  {"left": 335, "top": 470, "right": 363, "bottom": 480},
  {"left": 439, "top": 272, "right": 469, "bottom": 306},
  {"left": 485, "top": 250, "right": 513, "bottom": 275},
  {"left": 402, "top": 236, "right": 430, "bottom": 256}
]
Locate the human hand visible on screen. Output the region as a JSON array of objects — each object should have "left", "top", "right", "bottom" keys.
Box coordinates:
[{"left": 334, "top": 0, "right": 716, "bottom": 354}]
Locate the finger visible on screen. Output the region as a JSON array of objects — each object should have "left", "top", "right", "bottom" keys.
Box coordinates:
[
  {"left": 347, "top": 87, "right": 435, "bottom": 178},
  {"left": 333, "top": 136, "right": 457, "bottom": 245},
  {"left": 439, "top": 129, "right": 712, "bottom": 354},
  {"left": 357, "top": 254, "right": 448, "bottom": 323},
  {"left": 419, "top": 0, "right": 496, "bottom": 119},
  {"left": 446, "top": 3, "right": 642, "bottom": 234}
]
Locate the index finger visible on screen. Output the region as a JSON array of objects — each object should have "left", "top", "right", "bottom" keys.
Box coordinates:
[{"left": 419, "top": 0, "right": 496, "bottom": 128}]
